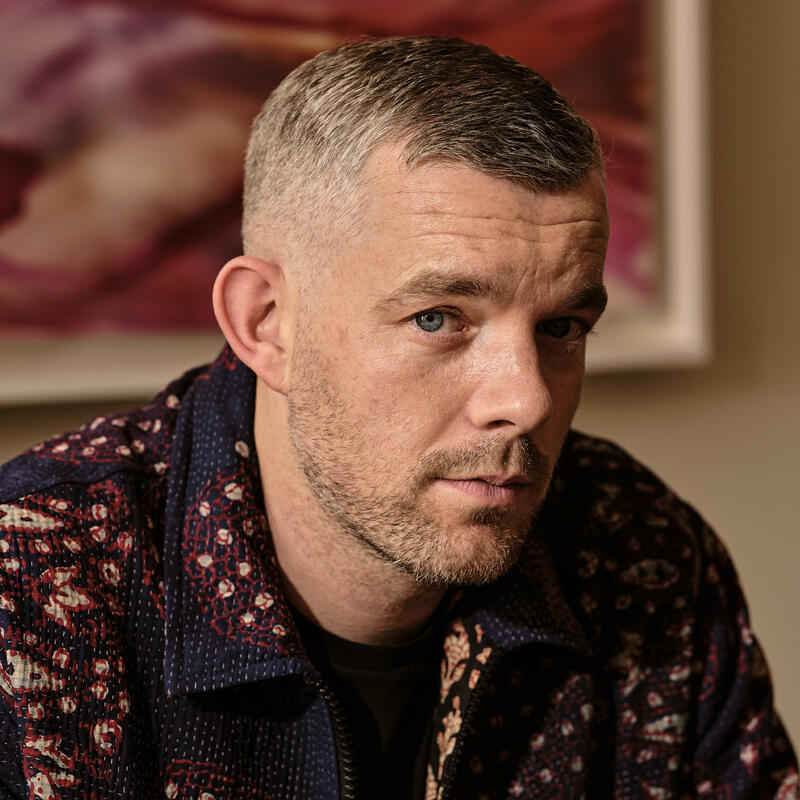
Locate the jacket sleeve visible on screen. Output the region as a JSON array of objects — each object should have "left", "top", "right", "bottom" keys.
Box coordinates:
[
  {"left": 0, "top": 493, "right": 80, "bottom": 800},
  {"left": 690, "top": 524, "right": 798, "bottom": 798},
  {"left": 0, "top": 681, "right": 27, "bottom": 799},
  {"left": 0, "top": 534, "right": 32, "bottom": 799}
]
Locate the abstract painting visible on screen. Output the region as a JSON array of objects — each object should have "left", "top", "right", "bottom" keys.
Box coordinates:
[{"left": 0, "top": 0, "right": 707, "bottom": 400}]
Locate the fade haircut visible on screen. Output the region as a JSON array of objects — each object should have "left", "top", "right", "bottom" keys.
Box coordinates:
[{"left": 242, "top": 36, "right": 603, "bottom": 257}]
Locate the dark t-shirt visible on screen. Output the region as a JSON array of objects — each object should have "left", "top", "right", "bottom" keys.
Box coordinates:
[{"left": 293, "top": 609, "right": 442, "bottom": 800}]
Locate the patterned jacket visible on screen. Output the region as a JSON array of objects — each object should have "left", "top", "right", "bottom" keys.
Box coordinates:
[{"left": 0, "top": 348, "right": 796, "bottom": 800}]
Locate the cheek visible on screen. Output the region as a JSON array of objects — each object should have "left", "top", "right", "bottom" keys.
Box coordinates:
[
  {"left": 346, "top": 347, "right": 467, "bottom": 439},
  {"left": 545, "top": 367, "right": 585, "bottom": 429}
]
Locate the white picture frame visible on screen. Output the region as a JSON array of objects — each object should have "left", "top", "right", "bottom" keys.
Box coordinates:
[{"left": 588, "top": 0, "right": 710, "bottom": 372}]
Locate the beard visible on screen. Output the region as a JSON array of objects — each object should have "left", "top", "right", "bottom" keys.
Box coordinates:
[{"left": 286, "top": 338, "right": 554, "bottom": 586}]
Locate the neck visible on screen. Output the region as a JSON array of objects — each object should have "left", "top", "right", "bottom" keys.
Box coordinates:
[{"left": 254, "top": 382, "right": 446, "bottom": 646}]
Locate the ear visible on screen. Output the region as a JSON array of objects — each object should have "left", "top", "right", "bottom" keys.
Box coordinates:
[{"left": 212, "top": 255, "right": 294, "bottom": 395}]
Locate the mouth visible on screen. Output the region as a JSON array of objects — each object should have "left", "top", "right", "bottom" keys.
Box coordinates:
[
  {"left": 472, "top": 474, "right": 531, "bottom": 487},
  {"left": 435, "top": 475, "right": 533, "bottom": 504}
]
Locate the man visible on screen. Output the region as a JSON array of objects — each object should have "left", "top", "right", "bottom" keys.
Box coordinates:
[{"left": 0, "top": 37, "right": 796, "bottom": 800}]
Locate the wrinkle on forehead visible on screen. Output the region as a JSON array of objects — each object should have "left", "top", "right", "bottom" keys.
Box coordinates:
[
  {"left": 394, "top": 210, "right": 609, "bottom": 260},
  {"left": 387, "top": 195, "right": 607, "bottom": 244},
  {"left": 399, "top": 225, "right": 608, "bottom": 255},
  {"left": 375, "top": 186, "right": 609, "bottom": 249},
  {"left": 390, "top": 187, "right": 607, "bottom": 220},
  {"left": 358, "top": 142, "right": 608, "bottom": 218},
  {"left": 401, "top": 207, "right": 608, "bottom": 228}
]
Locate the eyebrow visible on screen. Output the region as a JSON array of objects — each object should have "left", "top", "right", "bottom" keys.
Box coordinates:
[
  {"left": 373, "top": 269, "right": 608, "bottom": 315},
  {"left": 566, "top": 282, "right": 608, "bottom": 314},
  {"left": 373, "top": 271, "right": 505, "bottom": 312}
]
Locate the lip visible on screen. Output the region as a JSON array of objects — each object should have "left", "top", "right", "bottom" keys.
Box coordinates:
[
  {"left": 436, "top": 476, "right": 532, "bottom": 504},
  {"left": 470, "top": 474, "right": 531, "bottom": 487}
]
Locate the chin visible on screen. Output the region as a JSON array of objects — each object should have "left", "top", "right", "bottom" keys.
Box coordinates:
[{"left": 397, "top": 517, "right": 531, "bottom": 587}]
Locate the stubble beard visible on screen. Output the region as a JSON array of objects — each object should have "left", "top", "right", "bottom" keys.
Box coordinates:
[{"left": 286, "top": 340, "right": 554, "bottom": 587}]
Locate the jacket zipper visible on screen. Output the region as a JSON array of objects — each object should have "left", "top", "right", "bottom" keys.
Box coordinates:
[
  {"left": 436, "top": 650, "right": 502, "bottom": 800},
  {"left": 317, "top": 678, "right": 359, "bottom": 800}
]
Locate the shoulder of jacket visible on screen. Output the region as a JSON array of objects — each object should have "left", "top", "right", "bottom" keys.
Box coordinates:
[
  {"left": 0, "top": 366, "right": 207, "bottom": 505},
  {"left": 545, "top": 431, "right": 720, "bottom": 651}
]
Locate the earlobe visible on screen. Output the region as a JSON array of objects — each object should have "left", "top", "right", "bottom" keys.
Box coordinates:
[{"left": 212, "top": 256, "right": 292, "bottom": 395}]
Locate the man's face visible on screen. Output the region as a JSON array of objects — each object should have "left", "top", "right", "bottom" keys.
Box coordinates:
[{"left": 287, "top": 146, "right": 608, "bottom": 586}]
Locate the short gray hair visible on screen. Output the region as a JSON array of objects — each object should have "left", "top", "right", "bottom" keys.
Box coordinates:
[{"left": 243, "top": 36, "right": 603, "bottom": 256}]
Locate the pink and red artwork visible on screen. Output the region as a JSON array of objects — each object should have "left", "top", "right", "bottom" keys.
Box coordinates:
[{"left": 0, "top": 0, "right": 654, "bottom": 337}]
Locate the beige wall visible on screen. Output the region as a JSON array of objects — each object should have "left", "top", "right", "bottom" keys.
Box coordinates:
[{"left": 1, "top": 0, "right": 797, "bottom": 749}]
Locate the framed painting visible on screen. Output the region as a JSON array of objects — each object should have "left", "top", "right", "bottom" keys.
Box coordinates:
[{"left": 0, "top": 0, "right": 708, "bottom": 403}]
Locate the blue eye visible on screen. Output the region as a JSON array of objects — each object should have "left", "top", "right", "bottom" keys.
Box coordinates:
[{"left": 415, "top": 311, "right": 444, "bottom": 332}]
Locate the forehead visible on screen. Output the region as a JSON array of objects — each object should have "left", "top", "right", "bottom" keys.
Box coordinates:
[
  {"left": 357, "top": 142, "right": 607, "bottom": 227},
  {"left": 337, "top": 145, "right": 608, "bottom": 302}
]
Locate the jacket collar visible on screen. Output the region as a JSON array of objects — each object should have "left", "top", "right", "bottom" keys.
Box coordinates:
[
  {"left": 455, "top": 528, "right": 591, "bottom": 657},
  {"left": 162, "top": 348, "right": 589, "bottom": 696},
  {"left": 162, "top": 347, "right": 312, "bottom": 696}
]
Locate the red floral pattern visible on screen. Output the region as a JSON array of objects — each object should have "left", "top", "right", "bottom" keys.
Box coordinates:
[{"left": 183, "top": 466, "right": 290, "bottom": 652}]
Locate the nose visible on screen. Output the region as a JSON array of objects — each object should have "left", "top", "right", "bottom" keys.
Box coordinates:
[{"left": 464, "top": 338, "right": 554, "bottom": 433}]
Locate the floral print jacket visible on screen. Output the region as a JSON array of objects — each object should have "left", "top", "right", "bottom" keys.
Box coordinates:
[{"left": 0, "top": 348, "right": 797, "bottom": 800}]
